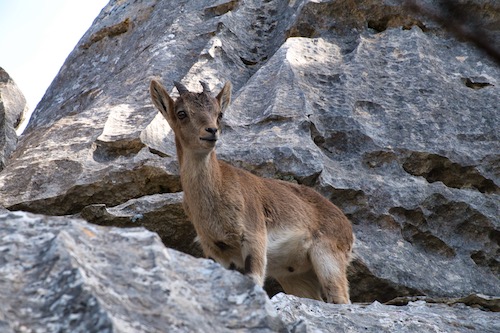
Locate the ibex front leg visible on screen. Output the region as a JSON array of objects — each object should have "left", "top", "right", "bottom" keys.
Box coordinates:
[{"left": 241, "top": 230, "right": 267, "bottom": 287}]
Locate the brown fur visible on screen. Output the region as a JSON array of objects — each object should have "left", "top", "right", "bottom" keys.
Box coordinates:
[{"left": 150, "top": 79, "right": 354, "bottom": 303}]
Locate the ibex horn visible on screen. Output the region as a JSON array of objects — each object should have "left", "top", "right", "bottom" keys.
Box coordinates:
[
  {"left": 200, "top": 81, "right": 211, "bottom": 93},
  {"left": 173, "top": 81, "right": 189, "bottom": 95}
]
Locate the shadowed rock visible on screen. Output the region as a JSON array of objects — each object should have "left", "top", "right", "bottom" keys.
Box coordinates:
[{"left": 0, "top": 211, "right": 285, "bottom": 332}]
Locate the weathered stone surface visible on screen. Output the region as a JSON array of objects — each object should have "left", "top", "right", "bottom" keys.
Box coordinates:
[
  {"left": 272, "top": 293, "right": 500, "bottom": 333},
  {"left": 221, "top": 30, "right": 500, "bottom": 301},
  {"left": 385, "top": 294, "right": 500, "bottom": 312},
  {"left": 79, "top": 192, "right": 202, "bottom": 256},
  {"left": 0, "top": 0, "right": 498, "bottom": 305},
  {"left": 0, "top": 67, "right": 27, "bottom": 170},
  {"left": 0, "top": 211, "right": 285, "bottom": 333},
  {"left": 2, "top": 211, "right": 497, "bottom": 333}
]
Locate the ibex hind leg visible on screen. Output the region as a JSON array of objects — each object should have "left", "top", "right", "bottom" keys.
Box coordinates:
[
  {"left": 310, "top": 241, "right": 351, "bottom": 304},
  {"left": 275, "top": 270, "right": 323, "bottom": 301}
]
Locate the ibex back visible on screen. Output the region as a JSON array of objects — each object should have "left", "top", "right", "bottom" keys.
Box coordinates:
[{"left": 150, "top": 79, "right": 354, "bottom": 303}]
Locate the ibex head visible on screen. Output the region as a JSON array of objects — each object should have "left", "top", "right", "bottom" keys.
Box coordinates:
[{"left": 150, "top": 80, "right": 232, "bottom": 153}]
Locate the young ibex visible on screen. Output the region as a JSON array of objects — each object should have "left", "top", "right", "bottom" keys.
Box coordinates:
[{"left": 150, "top": 79, "right": 354, "bottom": 303}]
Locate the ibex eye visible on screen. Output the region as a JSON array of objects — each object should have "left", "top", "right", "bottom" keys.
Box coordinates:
[{"left": 177, "top": 110, "right": 187, "bottom": 119}]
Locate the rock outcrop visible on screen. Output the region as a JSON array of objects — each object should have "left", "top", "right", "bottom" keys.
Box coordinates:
[
  {"left": 0, "top": 212, "right": 285, "bottom": 333},
  {"left": 0, "top": 0, "right": 498, "bottom": 324},
  {"left": 0, "top": 67, "right": 26, "bottom": 171},
  {"left": 272, "top": 293, "right": 500, "bottom": 333},
  {"left": 2, "top": 212, "right": 498, "bottom": 333}
]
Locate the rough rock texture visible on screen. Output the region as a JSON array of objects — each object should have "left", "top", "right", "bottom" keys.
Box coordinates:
[
  {"left": 1, "top": 212, "right": 498, "bottom": 333},
  {"left": 79, "top": 192, "right": 202, "bottom": 257},
  {"left": 0, "top": 67, "right": 26, "bottom": 171},
  {"left": 272, "top": 293, "right": 500, "bottom": 333},
  {"left": 0, "top": 212, "right": 285, "bottom": 333},
  {"left": 0, "top": 0, "right": 499, "bottom": 306}
]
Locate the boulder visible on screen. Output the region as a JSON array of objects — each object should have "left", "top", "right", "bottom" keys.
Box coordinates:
[
  {"left": 0, "top": 0, "right": 498, "bottom": 304},
  {"left": 0, "top": 67, "right": 27, "bottom": 170},
  {"left": 2, "top": 211, "right": 498, "bottom": 333},
  {"left": 0, "top": 211, "right": 285, "bottom": 332}
]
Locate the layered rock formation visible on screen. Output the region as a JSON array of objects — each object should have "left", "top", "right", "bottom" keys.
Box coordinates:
[
  {"left": 0, "top": 67, "right": 26, "bottom": 170},
  {"left": 0, "top": 0, "right": 499, "bottom": 329}
]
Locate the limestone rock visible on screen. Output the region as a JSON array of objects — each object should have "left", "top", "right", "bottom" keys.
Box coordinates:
[
  {"left": 0, "top": 211, "right": 285, "bottom": 333},
  {"left": 385, "top": 294, "right": 500, "bottom": 312},
  {"left": 221, "top": 30, "right": 500, "bottom": 300},
  {"left": 79, "top": 192, "right": 202, "bottom": 257},
  {"left": 0, "top": 67, "right": 27, "bottom": 170},
  {"left": 271, "top": 293, "right": 500, "bottom": 333},
  {"left": 2, "top": 211, "right": 497, "bottom": 333},
  {"left": 0, "top": 0, "right": 498, "bottom": 304}
]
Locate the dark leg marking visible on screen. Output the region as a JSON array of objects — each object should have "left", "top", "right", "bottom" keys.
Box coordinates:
[
  {"left": 244, "top": 255, "right": 253, "bottom": 274},
  {"left": 263, "top": 205, "right": 272, "bottom": 218},
  {"left": 215, "top": 241, "right": 229, "bottom": 251},
  {"left": 229, "top": 262, "right": 237, "bottom": 270}
]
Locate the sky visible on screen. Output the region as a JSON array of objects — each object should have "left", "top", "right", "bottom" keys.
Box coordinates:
[{"left": 0, "top": 0, "right": 109, "bottom": 132}]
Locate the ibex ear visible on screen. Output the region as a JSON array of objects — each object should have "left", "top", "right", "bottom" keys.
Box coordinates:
[
  {"left": 150, "top": 80, "right": 175, "bottom": 125},
  {"left": 216, "top": 81, "right": 232, "bottom": 113}
]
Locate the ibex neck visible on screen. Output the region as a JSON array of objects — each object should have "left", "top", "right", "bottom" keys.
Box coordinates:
[{"left": 179, "top": 149, "right": 221, "bottom": 192}]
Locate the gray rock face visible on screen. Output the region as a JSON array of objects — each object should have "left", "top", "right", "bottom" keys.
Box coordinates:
[
  {"left": 272, "top": 293, "right": 500, "bottom": 333},
  {"left": 0, "top": 212, "right": 285, "bottom": 333},
  {"left": 1, "top": 212, "right": 498, "bottom": 333},
  {"left": 0, "top": 67, "right": 26, "bottom": 171},
  {"left": 0, "top": 0, "right": 498, "bottom": 307}
]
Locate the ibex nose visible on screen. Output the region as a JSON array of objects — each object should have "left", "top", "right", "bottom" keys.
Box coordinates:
[{"left": 205, "top": 127, "right": 218, "bottom": 134}]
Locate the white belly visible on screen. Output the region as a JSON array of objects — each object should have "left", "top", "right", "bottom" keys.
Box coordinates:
[{"left": 266, "top": 229, "right": 313, "bottom": 277}]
